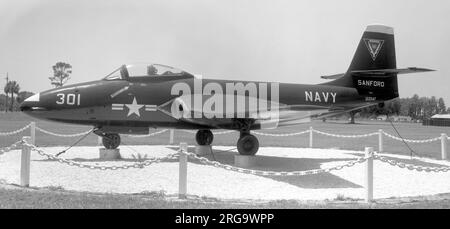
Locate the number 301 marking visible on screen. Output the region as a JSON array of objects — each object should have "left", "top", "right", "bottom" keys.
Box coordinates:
[{"left": 56, "top": 93, "right": 81, "bottom": 105}]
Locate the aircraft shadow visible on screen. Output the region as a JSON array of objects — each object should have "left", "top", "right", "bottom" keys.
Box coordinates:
[{"left": 166, "top": 146, "right": 362, "bottom": 189}]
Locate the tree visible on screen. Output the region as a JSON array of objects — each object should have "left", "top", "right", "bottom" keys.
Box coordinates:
[
  {"left": 410, "top": 94, "right": 420, "bottom": 119},
  {"left": 49, "top": 62, "right": 72, "bottom": 87},
  {"left": 391, "top": 99, "right": 401, "bottom": 115},
  {"left": 356, "top": 95, "right": 447, "bottom": 120},
  {"left": 3, "top": 83, "right": 9, "bottom": 112},
  {"left": 16, "top": 91, "right": 35, "bottom": 104},
  {"left": 349, "top": 110, "right": 357, "bottom": 124},
  {"left": 438, "top": 97, "right": 446, "bottom": 114},
  {"left": 4, "top": 81, "right": 20, "bottom": 111},
  {"left": 0, "top": 94, "right": 7, "bottom": 111}
]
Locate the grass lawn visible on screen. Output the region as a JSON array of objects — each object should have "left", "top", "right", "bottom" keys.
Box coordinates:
[{"left": 2, "top": 184, "right": 450, "bottom": 209}]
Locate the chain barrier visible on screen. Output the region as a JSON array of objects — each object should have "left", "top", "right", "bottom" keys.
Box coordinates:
[
  {"left": 182, "top": 150, "right": 368, "bottom": 176},
  {"left": 126, "top": 129, "right": 169, "bottom": 138},
  {"left": 313, "top": 129, "right": 378, "bottom": 138},
  {"left": 0, "top": 124, "right": 31, "bottom": 136},
  {"left": 373, "top": 154, "right": 450, "bottom": 173},
  {"left": 23, "top": 142, "right": 179, "bottom": 170},
  {"left": 2, "top": 122, "right": 448, "bottom": 144},
  {"left": 213, "top": 130, "right": 235, "bottom": 135},
  {"left": 382, "top": 131, "right": 441, "bottom": 143},
  {"left": 0, "top": 140, "right": 24, "bottom": 156},
  {"left": 35, "top": 126, "right": 91, "bottom": 138},
  {"left": 5, "top": 139, "right": 450, "bottom": 176},
  {"left": 253, "top": 130, "right": 310, "bottom": 137}
]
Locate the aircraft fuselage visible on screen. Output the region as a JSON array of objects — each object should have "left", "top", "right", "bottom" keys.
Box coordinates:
[{"left": 21, "top": 77, "right": 375, "bottom": 134}]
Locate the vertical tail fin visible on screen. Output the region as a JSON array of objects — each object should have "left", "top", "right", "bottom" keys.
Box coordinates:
[
  {"left": 348, "top": 25, "right": 396, "bottom": 72},
  {"left": 325, "top": 24, "right": 399, "bottom": 100}
]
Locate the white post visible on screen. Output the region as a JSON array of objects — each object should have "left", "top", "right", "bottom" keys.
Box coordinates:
[
  {"left": 441, "top": 134, "right": 448, "bottom": 160},
  {"left": 178, "top": 142, "right": 188, "bottom": 199},
  {"left": 21, "top": 136, "right": 31, "bottom": 187},
  {"left": 30, "top": 122, "right": 36, "bottom": 145},
  {"left": 98, "top": 136, "right": 102, "bottom": 146},
  {"left": 365, "top": 147, "right": 374, "bottom": 203},
  {"left": 378, "top": 129, "right": 383, "bottom": 153},
  {"left": 169, "top": 129, "right": 174, "bottom": 145},
  {"left": 309, "top": 127, "right": 313, "bottom": 148}
]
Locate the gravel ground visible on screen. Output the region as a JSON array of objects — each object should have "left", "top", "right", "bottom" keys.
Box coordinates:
[{"left": 1, "top": 145, "right": 450, "bottom": 201}]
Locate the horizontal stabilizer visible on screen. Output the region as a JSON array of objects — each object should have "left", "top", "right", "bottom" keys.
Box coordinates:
[
  {"left": 320, "top": 73, "right": 345, "bottom": 80},
  {"left": 351, "top": 67, "right": 435, "bottom": 76}
]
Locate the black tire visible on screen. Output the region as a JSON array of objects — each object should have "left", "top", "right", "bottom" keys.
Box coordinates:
[
  {"left": 195, "top": 129, "right": 214, "bottom": 145},
  {"left": 237, "top": 134, "right": 259, "bottom": 156},
  {"left": 102, "top": 133, "right": 121, "bottom": 149}
]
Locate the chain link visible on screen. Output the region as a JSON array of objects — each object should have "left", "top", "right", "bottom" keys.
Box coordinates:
[
  {"left": 0, "top": 124, "right": 31, "bottom": 136},
  {"left": 0, "top": 140, "right": 24, "bottom": 156},
  {"left": 23, "top": 142, "right": 179, "bottom": 170},
  {"left": 35, "top": 126, "right": 92, "bottom": 138},
  {"left": 8, "top": 139, "right": 450, "bottom": 175},
  {"left": 382, "top": 131, "right": 441, "bottom": 143},
  {"left": 180, "top": 130, "right": 197, "bottom": 134},
  {"left": 182, "top": 151, "right": 368, "bottom": 176},
  {"left": 374, "top": 155, "right": 450, "bottom": 172},
  {"left": 126, "top": 129, "right": 169, "bottom": 138},
  {"left": 213, "top": 130, "right": 235, "bottom": 135},
  {"left": 313, "top": 129, "right": 379, "bottom": 138},
  {"left": 253, "top": 130, "right": 310, "bottom": 137},
  {"left": 4, "top": 122, "right": 447, "bottom": 144}
]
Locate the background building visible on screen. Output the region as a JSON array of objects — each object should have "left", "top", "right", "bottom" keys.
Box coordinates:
[{"left": 423, "top": 114, "right": 450, "bottom": 127}]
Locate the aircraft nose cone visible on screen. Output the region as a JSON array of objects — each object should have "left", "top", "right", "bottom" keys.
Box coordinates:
[{"left": 20, "top": 93, "right": 40, "bottom": 112}]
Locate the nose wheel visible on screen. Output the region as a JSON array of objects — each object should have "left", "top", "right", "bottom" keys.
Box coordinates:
[
  {"left": 237, "top": 132, "right": 259, "bottom": 155},
  {"left": 102, "top": 133, "right": 121, "bottom": 149},
  {"left": 195, "top": 129, "right": 214, "bottom": 145}
]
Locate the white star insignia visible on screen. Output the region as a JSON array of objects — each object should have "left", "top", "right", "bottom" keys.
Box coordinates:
[{"left": 125, "top": 97, "right": 144, "bottom": 117}]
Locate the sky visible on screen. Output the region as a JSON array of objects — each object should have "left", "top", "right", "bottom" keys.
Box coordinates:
[{"left": 0, "top": 0, "right": 449, "bottom": 103}]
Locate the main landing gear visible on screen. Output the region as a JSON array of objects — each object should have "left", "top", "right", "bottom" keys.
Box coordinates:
[
  {"left": 195, "top": 129, "right": 214, "bottom": 145},
  {"left": 98, "top": 133, "right": 121, "bottom": 149},
  {"left": 194, "top": 129, "right": 259, "bottom": 156},
  {"left": 237, "top": 131, "right": 259, "bottom": 156}
]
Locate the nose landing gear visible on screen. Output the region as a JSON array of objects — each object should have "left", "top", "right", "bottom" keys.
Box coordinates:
[
  {"left": 94, "top": 129, "right": 121, "bottom": 149},
  {"left": 195, "top": 129, "right": 214, "bottom": 145}
]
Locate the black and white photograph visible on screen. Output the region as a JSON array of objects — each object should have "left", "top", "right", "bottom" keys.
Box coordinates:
[{"left": 1, "top": 0, "right": 450, "bottom": 216}]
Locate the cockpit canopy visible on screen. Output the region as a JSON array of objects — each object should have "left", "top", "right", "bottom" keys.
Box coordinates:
[{"left": 103, "top": 63, "right": 194, "bottom": 80}]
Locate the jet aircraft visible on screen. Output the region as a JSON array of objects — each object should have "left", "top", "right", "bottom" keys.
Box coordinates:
[{"left": 20, "top": 25, "right": 434, "bottom": 155}]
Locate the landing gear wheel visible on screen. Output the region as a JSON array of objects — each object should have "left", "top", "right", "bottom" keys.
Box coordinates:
[
  {"left": 102, "top": 133, "right": 121, "bottom": 149},
  {"left": 237, "top": 134, "right": 259, "bottom": 156},
  {"left": 195, "top": 130, "right": 214, "bottom": 145}
]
